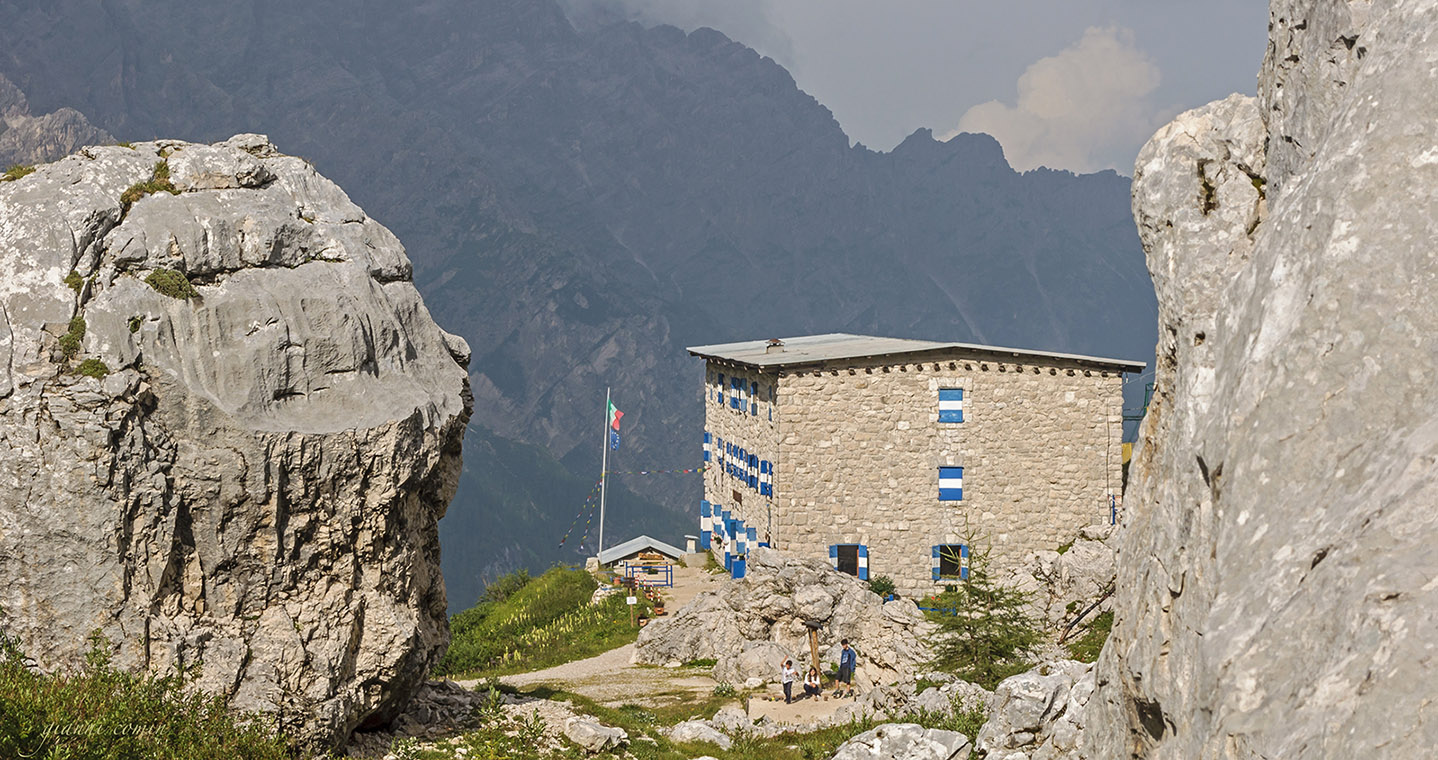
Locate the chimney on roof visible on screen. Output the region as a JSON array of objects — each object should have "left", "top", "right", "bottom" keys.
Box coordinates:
[{"left": 766, "top": 338, "right": 785, "bottom": 354}]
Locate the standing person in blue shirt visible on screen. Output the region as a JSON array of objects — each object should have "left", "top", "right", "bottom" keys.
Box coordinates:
[{"left": 835, "top": 639, "right": 857, "bottom": 698}]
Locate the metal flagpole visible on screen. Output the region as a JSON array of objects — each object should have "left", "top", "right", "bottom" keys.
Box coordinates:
[{"left": 598, "top": 386, "right": 611, "bottom": 565}]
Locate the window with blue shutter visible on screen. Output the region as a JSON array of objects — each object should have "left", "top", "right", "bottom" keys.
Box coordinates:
[
  {"left": 731, "top": 377, "right": 741, "bottom": 409},
  {"left": 831, "top": 544, "right": 867, "bottom": 579},
  {"left": 700, "top": 501, "right": 712, "bottom": 548},
  {"left": 939, "top": 466, "right": 964, "bottom": 501},
  {"left": 703, "top": 431, "right": 712, "bottom": 462},
  {"left": 759, "top": 460, "right": 772, "bottom": 496},
  {"left": 939, "top": 388, "right": 964, "bottom": 423},
  {"left": 750, "top": 381, "right": 759, "bottom": 415},
  {"left": 718, "top": 373, "right": 725, "bottom": 405},
  {"left": 932, "top": 544, "right": 969, "bottom": 580}
]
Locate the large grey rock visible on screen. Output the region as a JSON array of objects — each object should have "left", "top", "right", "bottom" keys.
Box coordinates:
[
  {"left": 668, "top": 720, "right": 732, "bottom": 750},
  {"left": 0, "top": 136, "right": 471, "bottom": 750},
  {"left": 1084, "top": 2, "right": 1438, "bottom": 757},
  {"left": 713, "top": 640, "right": 798, "bottom": 686},
  {"left": 708, "top": 705, "right": 753, "bottom": 736},
  {"left": 635, "top": 547, "right": 935, "bottom": 686},
  {"left": 563, "top": 716, "right": 627, "bottom": 753},
  {"left": 976, "top": 661, "right": 1094, "bottom": 760},
  {"left": 829, "top": 723, "right": 970, "bottom": 760}
]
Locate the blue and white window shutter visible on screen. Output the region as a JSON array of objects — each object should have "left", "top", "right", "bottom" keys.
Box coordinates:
[
  {"left": 731, "top": 377, "right": 742, "bottom": 409},
  {"left": 750, "top": 381, "right": 759, "bottom": 415},
  {"left": 699, "top": 501, "right": 711, "bottom": 548},
  {"left": 759, "top": 460, "right": 772, "bottom": 496},
  {"left": 939, "top": 467, "right": 964, "bottom": 500},
  {"left": 703, "top": 431, "right": 712, "bottom": 462},
  {"left": 931, "top": 544, "right": 970, "bottom": 580},
  {"left": 718, "top": 373, "right": 725, "bottom": 405},
  {"left": 939, "top": 388, "right": 964, "bottom": 423}
]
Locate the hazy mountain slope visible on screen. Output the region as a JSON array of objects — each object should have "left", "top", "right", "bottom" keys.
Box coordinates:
[{"left": 0, "top": 0, "right": 1156, "bottom": 600}]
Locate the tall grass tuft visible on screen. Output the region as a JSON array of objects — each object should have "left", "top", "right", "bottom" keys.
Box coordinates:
[{"left": 0, "top": 630, "right": 289, "bottom": 760}]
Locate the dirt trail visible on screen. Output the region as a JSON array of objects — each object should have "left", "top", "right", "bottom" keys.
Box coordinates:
[{"left": 458, "top": 563, "right": 726, "bottom": 707}]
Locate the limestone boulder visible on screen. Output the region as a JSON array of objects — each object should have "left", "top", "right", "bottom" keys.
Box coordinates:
[
  {"left": 563, "top": 717, "right": 627, "bottom": 753},
  {"left": 712, "top": 640, "right": 798, "bottom": 686},
  {"left": 828, "top": 723, "right": 970, "bottom": 760},
  {"left": 668, "top": 720, "right": 732, "bottom": 749},
  {"left": 0, "top": 136, "right": 471, "bottom": 751},
  {"left": 635, "top": 548, "right": 935, "bottom": 686},
  {"left": 1082, "top": 2, "right": 1438, "bottom": 757},
  {"left": 976, "top": 661, "right": 1094, "bottom": 760},
  {"left": 709, "top": 705, "right": 754, "bottom": 736}
]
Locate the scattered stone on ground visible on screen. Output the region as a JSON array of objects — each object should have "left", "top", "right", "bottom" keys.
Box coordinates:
[
  {"left": 667, "top": 719, "right": 733, "bottom": 750},
  {"left": 563, "top": 716, "right": 628, "bottom": 753},
  {"left": 634, "top": 548, "right": 935, "bottom": 688},
  {"left": 829, "top": 723, "right": 971, "bottom": 760}
]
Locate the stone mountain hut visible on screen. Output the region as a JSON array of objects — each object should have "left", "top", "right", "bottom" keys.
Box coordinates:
[{"left": 688, "top": 333, "right": 1144, "bottom": 596}]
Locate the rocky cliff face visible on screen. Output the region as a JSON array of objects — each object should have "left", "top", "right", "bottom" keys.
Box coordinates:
[
  {"left": 0, "top": 136, "right": 472, "bottom": 750},
  {"left": 0, "top": 72, "right": 111, "bottom": 167},
  {"left": 1084, "top": 2, "right": 1438, "bottom": 756}
]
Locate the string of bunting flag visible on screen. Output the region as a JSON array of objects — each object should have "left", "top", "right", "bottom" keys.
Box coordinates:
[{"left": 556, "top": 465, "right": 708, "bottom": 547}]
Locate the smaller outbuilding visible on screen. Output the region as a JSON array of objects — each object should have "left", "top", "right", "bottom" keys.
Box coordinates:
[{"left": 596, "top": 535, "right": 685, "bottom": 567}]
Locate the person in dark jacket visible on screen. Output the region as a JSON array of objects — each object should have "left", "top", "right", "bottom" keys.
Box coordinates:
[{"left": 835, "top": 639, "right": 856, "bottom": 698}]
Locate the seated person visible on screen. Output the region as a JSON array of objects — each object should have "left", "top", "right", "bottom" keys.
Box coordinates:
[{"left": 803, "top": 666, "right": 822, "bottom": 698}]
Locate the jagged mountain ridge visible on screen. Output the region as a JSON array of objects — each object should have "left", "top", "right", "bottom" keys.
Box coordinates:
[{"left": 0, "top": 0, "right": 1156, "bottom": 607}]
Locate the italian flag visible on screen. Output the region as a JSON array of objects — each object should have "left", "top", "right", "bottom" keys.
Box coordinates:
[{"left": 608, "top": 400, "right": 624, "bottom": 431}]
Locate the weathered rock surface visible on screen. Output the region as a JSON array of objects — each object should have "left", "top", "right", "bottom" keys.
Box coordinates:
[
  {"left": 633, "top": 548, "right": 935, "bottom": 686},
  {"left": 828, "top": 723, "right": 970, "bottom": 760},
  {"left": 0, "top": 73, "right": 112, "bottom": 167},
  {"left": 668, "top": 719, "right": 733, "bottom": 750},
  {"left": 1084, "top": 2, "right": 1438, "bottom": 757},
  {"left": 563, "top": 716, "right": 628, "bottom": 752},
  {"left": 1001, "top": 524, "right": 1118, "bottom": 629},
  {"left": 976, "top": 661, "right": 1094, "bottom": 760},
  {"left": 0, "top": 136, "right": 471, "bottom": 750}
]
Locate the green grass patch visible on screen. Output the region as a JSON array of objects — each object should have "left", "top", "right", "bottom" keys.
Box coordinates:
[
  {"left": 63, "top": 270, "right": 84, "bottom": 293},
  {"left": 127, "top": 315, "right": 144, "bottom": 334},
  {"left": 75, "top": 359, "right": 110, "bottom": 379},
  {"left": 0, "top": 631, "right": 288, "bottom": 760},
  {"left": 1, "top": 165, "right": 35, "bottom": 182},
  {"left": 515, "top": 684, "right": 884, "bottom": 760},
  {"left": 119, "top": 161, "right": 178, "bottom": 213},
  {"left": 1066, "top": 610, "right": 1114, "bottom": 663},
  {"left": 436, "top": 567, "right": 653, "bottom": 678},
  {"left": 682, "top": 658, "right": 717, "bottom": 669},
  {"left": 57, "top": 316, "right": 85, "bottom": 360},
  {"left": 144, "top": 269, "right": 199, "bottom": 300}
]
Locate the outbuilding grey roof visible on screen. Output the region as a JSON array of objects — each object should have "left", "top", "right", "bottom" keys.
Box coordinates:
[
  {"left": 597, "top": 535, "right": 685, "bottom": 566},
  {"left": 686, "top": 333, "right": 1146, "bottom": 372}
]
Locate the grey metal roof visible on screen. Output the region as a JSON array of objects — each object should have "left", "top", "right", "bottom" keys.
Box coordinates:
[
  {"left": 598, "top": 535, "right": 685, "bottom": 565},
  {"left": 686, "top": 333, "right": 1146, "bottom": 372}
]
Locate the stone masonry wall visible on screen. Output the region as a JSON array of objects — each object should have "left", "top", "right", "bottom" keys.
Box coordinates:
[
  {"left": 701, "top": 363, "right": 780, "bottom": 546},
  {"left": 774, "top": 353, "right": 1125, "bottom": 597}
]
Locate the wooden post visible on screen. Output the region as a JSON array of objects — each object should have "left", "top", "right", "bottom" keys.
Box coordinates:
[{"left": 807, "top": 625, "right": 822, "bottom": 673}]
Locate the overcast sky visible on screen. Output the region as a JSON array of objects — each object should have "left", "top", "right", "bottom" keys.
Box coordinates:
[{"left": 565, "top": 0, "right": 1268, "bottom": 174}]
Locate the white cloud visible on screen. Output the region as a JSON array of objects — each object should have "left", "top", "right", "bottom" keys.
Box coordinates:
[{"left": 944, "top": 27, "right": 1169, "bottom": 174}]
